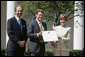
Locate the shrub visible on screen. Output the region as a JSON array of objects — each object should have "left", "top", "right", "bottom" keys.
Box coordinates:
[
  {"left": 69, "top": 49, "right": 84, "bottom": 56},
  {"left": 1, "top": 48, "right": 84, "bottom": 56},
  {"left": 24, "top": 50, "right": 29, "bottom": 56},
  {"left": 1, "top": 48, "right": 7, "bottom": 56}
]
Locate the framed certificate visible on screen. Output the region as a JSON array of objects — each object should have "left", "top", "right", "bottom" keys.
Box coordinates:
[{"left": 42, "top": 31, "right": 58, "bottom": 42}]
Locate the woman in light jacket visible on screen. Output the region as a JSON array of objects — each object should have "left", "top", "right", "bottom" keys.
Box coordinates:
[{"left": 51, "top": 14, "right": 71, "bottom": 56}]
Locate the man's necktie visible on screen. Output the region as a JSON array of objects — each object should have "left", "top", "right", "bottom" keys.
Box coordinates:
[
  {"left": 18, "top": 19, "right": 22, "bottom": 31},
  {"left": 39, "top": 23, "right": 44, "bottom": 44},
  {"left": 39, "top": 23, "right": 44, "bottom": 32}
]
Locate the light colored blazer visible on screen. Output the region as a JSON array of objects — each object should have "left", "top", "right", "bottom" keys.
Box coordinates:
[{"left": 54, "top": 25, "right": 71, "bottom": 43}]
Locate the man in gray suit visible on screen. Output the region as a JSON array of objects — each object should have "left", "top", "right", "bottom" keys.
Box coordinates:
[{"left": 27, "top": 9, "right": 47, "bottom": 56}]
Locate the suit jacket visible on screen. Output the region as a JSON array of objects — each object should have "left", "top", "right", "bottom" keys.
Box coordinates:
[
  {"left": 27, "top": 19, "right": 47, "bottom": 53},
  {"left": 7, "top": 17, "right": 27, "bottom": 51}
]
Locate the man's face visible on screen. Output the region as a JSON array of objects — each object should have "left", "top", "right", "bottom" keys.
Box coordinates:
[
  {"left": 15, "top": 6, "right": 23, "bottom": 18},
  {"left": 36, "top": 12, "right": 44, "bottom": 22}
]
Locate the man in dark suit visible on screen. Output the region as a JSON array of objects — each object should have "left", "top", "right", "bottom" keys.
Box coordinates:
[
  {"left": 27, "top": 9, "right": 47, "bottom": 56},
  {"left": 7, "top": 5, "right": 27, "bottom": 56}
]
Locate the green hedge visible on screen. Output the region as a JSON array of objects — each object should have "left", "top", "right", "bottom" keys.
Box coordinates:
[
  {"left": 1, "top": 48, "right": 84, "bottom": 56},
  {"left": 69, "top": 49, "right": 84, "bottom": 56},
  {"left": 1, "top": 48, "right": 7, "bottom": 56}
]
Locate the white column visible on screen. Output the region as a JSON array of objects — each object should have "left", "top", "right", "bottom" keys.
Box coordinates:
[
  {"left": 6, "top": 1, "right": 18, "bottom": 47},
  {"left": 73, "top": 1, "right": 84, "bottom": 50}
]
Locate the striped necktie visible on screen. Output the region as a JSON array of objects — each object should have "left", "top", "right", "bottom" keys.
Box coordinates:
[
  {"left": 18, "top": 19, "right": 22, "bottom": 31},
  {"left": 39, "top": 23, "right": 44, "bottom": 32}
]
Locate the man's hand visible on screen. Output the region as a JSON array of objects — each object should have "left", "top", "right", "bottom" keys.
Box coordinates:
[
  {"left": 37, "top": 32, "right": 42, "bottom": 38},
  {"left": 40, "top": 40, "right": 44, "bottom": 44},
  {"left": 19, "top": 41, "right": 25, "bottom": 47}
]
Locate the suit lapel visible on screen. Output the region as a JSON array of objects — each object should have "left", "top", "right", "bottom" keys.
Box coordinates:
[
  {"left": 13, "top": 17, "right": 21, "bottom": 30},
  {"left": 42, "top": 22, "right": 45, "bottom": 30},
  {"left": 34, "top": 20, "right": 40, "bottom": 32},
  {"left": 34, "top": 20, "right": 46, "bottom": 31},
  {"left": 21, "top": 19, "right": 25, "bottom": 30}
]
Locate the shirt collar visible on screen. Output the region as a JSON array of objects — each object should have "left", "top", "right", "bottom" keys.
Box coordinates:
[
  {"left": 15, "top": 15, "right": 21, "bottom": 21},
  {"left": 36, "top": 18, "right": 42, "bottom": 24}
]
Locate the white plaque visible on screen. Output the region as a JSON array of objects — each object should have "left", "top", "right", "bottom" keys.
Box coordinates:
[{"left": 42, "top": 31, "right": 58, "bottom": 42}]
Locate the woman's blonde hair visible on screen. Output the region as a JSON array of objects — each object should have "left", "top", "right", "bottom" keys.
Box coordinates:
[{"left": 59, "top": 14, "right": 67, "bottom": 21}]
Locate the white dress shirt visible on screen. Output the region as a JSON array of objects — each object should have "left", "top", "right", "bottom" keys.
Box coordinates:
[
  {"left": 36, "top": 19, "right": 44, "bottom": 31},
  {"left": 15, "top": 15, "right": 25, "bottom": 44},
  {"left": 36, "top": 19, "right": 44, "bottom": 37},
  {"left": 15, "top": 15, "right": 21, "bottom": 22}
]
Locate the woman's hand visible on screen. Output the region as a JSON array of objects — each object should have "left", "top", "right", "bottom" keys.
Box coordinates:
[
  {"left": 58, "top": 37, "right": 62, "bottom": 40},
  {"left": 50, "top": 41, "right": 55, "bottom": 46}
]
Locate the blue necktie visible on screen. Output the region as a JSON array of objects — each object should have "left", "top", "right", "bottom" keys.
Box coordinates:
[{"left": 18, "top": 19, "right": 22, "bottom": 31}]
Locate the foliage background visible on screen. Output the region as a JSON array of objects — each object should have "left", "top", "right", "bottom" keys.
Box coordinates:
[{"left": 20, "top": 1, "right": 74, "bottom": 22}]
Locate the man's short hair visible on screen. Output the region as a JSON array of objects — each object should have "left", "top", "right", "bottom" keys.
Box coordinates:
[
  {"left": 35, "top": 9, "right": 44, "bottom": 15},
  {"left": 15, "top": 5, "right": 23, "bottom": 12}
]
